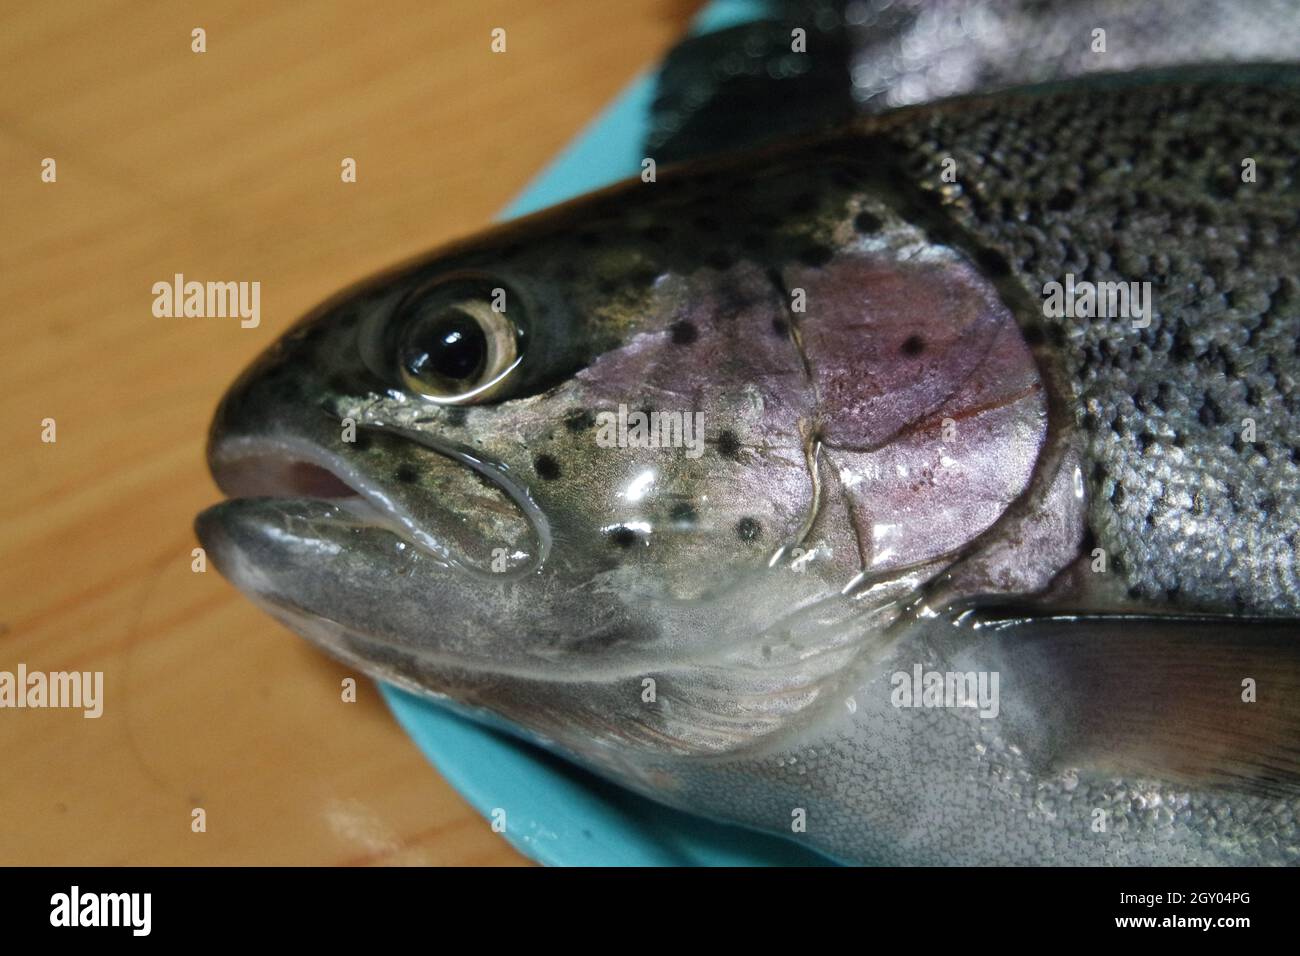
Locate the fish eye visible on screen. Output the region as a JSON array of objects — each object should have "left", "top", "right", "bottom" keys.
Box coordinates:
[{"left": 393, "top": 279, "right": 523, "bottom": 404}]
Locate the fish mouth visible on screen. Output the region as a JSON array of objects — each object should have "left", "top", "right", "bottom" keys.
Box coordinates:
[
  {"left": 195, "top": 423, "right": 573, "bottom": 694},
  {"left": 197, "top": 430, "right": 544, "bottom": 605}
]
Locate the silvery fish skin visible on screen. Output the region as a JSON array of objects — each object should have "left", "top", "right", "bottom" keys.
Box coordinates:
[{"left": 197, "top": 69, "right": 1300, "bottom": 864}]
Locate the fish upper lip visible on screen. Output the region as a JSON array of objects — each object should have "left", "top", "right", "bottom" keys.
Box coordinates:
[
  {"left": 205, "top": 433, "right": 423, "bottom": 549},
  {"left": 208, "top": 436, "right": 362, "bottom": 501}
]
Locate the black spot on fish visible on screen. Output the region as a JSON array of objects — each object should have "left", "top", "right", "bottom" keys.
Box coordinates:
[
  {"left": 798, "top": 244, "right": 833, "bottom": 268},
  {"left": 352, "top": 431, "right": 373, "bottom": 452},
  {"left": 608, "top": 527, "right": 638, "bottom": 549},
  {"left": 706, "top": 250, "right": 734, "bottom": 271},
  {"left": 717, "top": 430, "right": 741, "bottom": 459},
  {"left": 772, "top": 317, "right": 789, "bottom": 337},
  {"left": 736, "top": 517, "right": 762, "bottom": 542},
  {"left": 441, "top": 406, "right": 468, "bottom": 427},
  {"left": 828, "top": 168, "right": 857, "bottom": 190},
  {"left": 564, "top": 408, "right": 595, "bottom": 433},
  {"left": 900, "top": 335, "right": 925, "bottom": 357},
  {"left": 670, "top": 320, "right": 699, "bottom": 345},
  {"left": 577, "top": 231, "right": 601, "bottom": 247},
  {"left": 395, "top": 463, "right": 420, "bottom": 484},
  {"left": 1022, "top": 323, "right": 1046, "bottom": 346},
  {"left": 693, "top": 215, "right": 721, "bottom": 232},
  {"left": 296, "top": 324, "right": 328, "bottom": 348},
  {"left": 534, "top": 454, "right": 561, "bottom": 481},
  {"left": 975, "top": 247, "right": 1012, "bottom": 277},
  {"left": 853, "top": 211, "right": 883, "bottom": 234},
  {"left": 642, "top": 225, "right": 672, "bottom": 244},
  {"left": 270, "top": 377, "right": 301, "bottom": 400},
  {"left": 669, "top": 502, "right": 697, "bottom": 526},
  {"left": 1046, "top": 188, "right": 1077, "bottom": 212},
  {"left": 1198, "top": 396, "right": 1222, "bottom": 427}
]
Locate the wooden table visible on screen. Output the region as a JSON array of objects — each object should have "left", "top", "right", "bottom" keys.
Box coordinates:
[{"left": 0, "top": 0, "right": 699, "bottom": 865}]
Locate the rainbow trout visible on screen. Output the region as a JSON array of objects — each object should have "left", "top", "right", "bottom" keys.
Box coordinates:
[{"left": 197, "top": 23, "right": 1300, "bottom": 864}]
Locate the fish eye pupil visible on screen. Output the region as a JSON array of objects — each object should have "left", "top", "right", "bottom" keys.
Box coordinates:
[{"left": 405, "top": 312, "right": 487, "bottom": 384}]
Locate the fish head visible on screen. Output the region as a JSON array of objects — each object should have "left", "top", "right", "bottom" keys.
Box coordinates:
[{"left": 197, "top": 147, "right": 1049, "bottom": 761}]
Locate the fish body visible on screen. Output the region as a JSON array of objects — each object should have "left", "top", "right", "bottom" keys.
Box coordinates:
[
  {"left": 198, "top": 67, "right": 1300, "bottom": 864},
  {"left": 650, "top": 0, "right": 1300, "bottom": 162}
]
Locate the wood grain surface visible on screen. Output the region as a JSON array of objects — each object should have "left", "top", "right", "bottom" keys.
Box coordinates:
[{"left": 0, "top": 0, "right": 700, "bottom": 866}]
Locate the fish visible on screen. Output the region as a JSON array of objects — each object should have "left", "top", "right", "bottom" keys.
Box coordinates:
[
  {"left": 650, "top": 0, "right": 1300, "bottom": 163},
  {"left": 196, "top": 45, "right": 1300, "bottom": 862}
]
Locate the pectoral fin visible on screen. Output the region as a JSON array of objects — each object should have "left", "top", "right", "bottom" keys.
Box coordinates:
[{"left": 953, "top": 610, "right": 1300, "bottom": 797}]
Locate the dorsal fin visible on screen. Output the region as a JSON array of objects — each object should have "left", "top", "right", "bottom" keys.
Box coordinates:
[
  {"left": 648, "top": 11, "right": 857, "bottom": 165},
  {"left": 648, "top": 1, "right": 1300, "bottom": 164}
]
